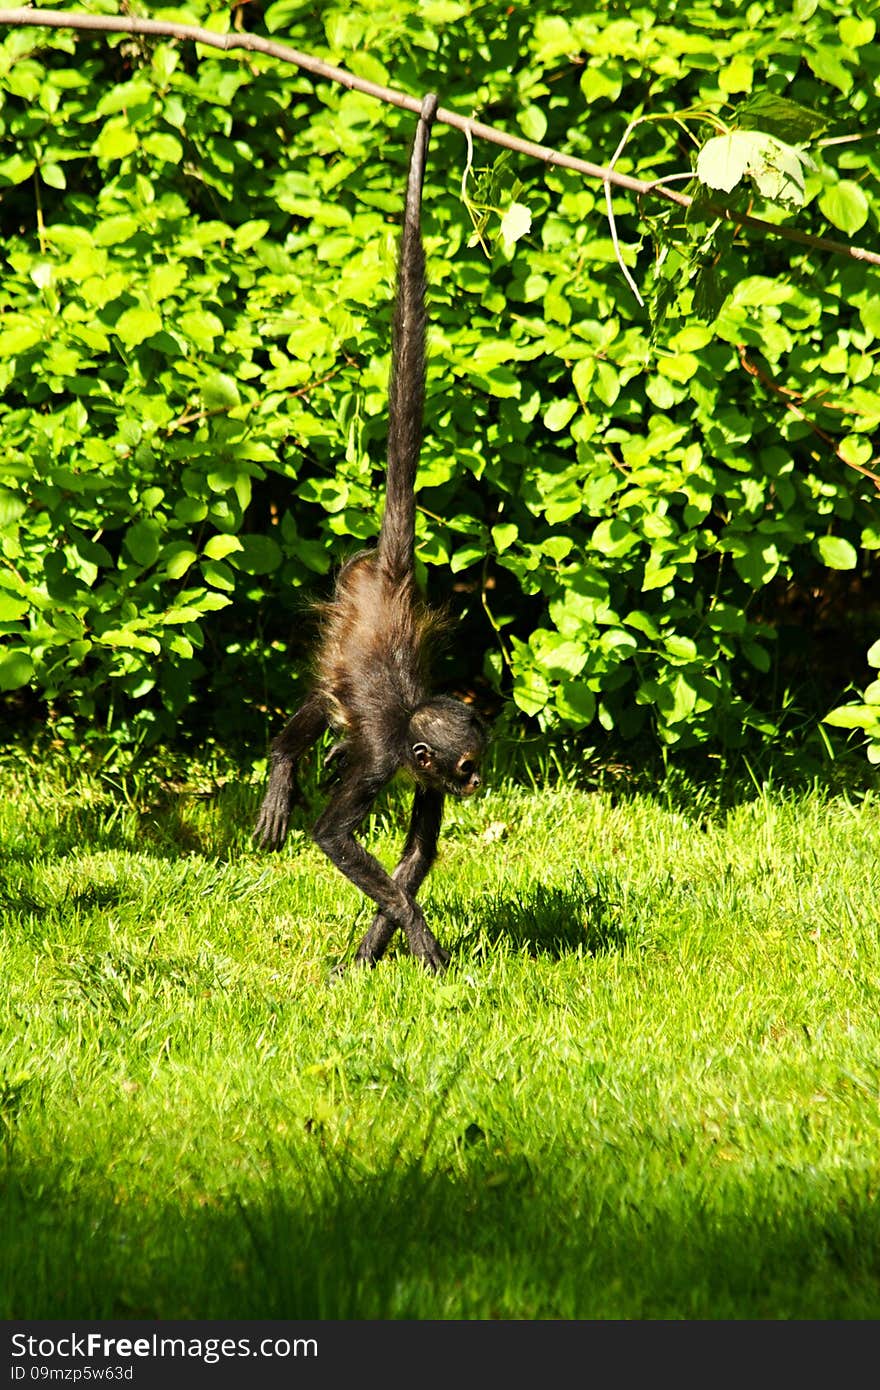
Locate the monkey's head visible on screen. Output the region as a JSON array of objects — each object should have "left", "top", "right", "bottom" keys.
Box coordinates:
[{"left": 408, "top": 697, "right": 487, "bottom": 797}]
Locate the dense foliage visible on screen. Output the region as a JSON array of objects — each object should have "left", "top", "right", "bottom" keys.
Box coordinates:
[{"left": 0, "top": 0, "right": 878, "bottom": 760}]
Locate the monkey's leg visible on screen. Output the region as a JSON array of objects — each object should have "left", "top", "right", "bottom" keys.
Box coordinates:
[
  {"left": 354, "top": 788, "right": 445, "bottom": 967},
  {"left": 253, "top": 692, "right": 326, "bottom": 851},
  {"left": 313, "top": 773, "right": 449, "bottom": 974}
]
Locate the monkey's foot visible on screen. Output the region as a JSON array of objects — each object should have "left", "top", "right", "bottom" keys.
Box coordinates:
[
  {"left": 418, "top": 945, "right": 450, "bottom": 974},
  {"left": 353, "top": 914, "right": 395, "bottom": 966},
  {"left": 346, "top": 917, "right": 449, "bottom": 974},
  {"left": 407, "top": 923, "right": 450, "bottom": 974}
]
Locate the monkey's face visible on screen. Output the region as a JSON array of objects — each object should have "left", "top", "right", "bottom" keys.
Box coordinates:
[
  {"left": 411, "top": 741, "right": 483, "bottom": 796},
  {"left": 451, "top": 751, "right": 482, "bottom": 796},
  {"left": 409, "top": 698, "right": 487, "bottom": 797}
]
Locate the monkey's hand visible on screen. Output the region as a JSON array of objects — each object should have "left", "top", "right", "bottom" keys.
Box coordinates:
[
  {"left": 253, "top": 764, "right": 296, "bottom": 851},
  {"left": 321, "top": 740, "right": 349, "bottom": 787}
]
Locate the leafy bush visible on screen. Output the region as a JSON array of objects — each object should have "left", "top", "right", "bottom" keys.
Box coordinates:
[
  {"left": 0, "top": 0, "right": 878, "bottom": 758},
  {"left": 825, "top": 639, "right": 880, "bottom": 764}
]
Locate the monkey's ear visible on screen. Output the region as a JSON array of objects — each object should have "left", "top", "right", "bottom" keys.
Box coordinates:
[{"left": 411, "top": 742, "right": 434, "bottom": 769}]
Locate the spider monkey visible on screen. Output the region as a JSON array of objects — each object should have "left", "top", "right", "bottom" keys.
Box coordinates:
[{"left": 253, "top": 92, "right": 487, "bottom": 973}]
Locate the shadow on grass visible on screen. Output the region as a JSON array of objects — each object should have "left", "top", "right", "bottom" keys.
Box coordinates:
[
  {"left": 0, "top": 882, "right": 128, "bottom": 917},
  {"left": 447, "top": 871, "right": 630, "bottom": 959},
  {"left": 2, "top": 1138, "right": 879, "bottom": 1320},
  {"left": 3, "top": 784, "right": 258, "bottom": 863}
]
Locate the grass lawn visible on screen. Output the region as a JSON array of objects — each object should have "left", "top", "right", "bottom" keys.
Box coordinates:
[{"left": 1, "top": 752, "right": 879, "bottom": 1319}]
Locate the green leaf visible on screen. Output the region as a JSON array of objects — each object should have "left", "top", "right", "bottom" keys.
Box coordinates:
[
  {"left": 175, "top": 498, "right": 209, "bottom": 524},
  {"left": 839, "top": 16, "right": 875, "bottom": 48},
  {"left": 162, "top": 544, "right": 198, "bottom": 580},
  {"left": 693, "top": 264, "right": 729, "bottom": 322},
  {"left": 814, "top": 535, "right": 858, "bottom": 570},
  {"left": 161, "top": 605, "right": 206, "bottom": 625},
  {"left": 839, "top": 436, "right": 874, "bottom": 469},
  {"left": 142, "top": 132, "right": 183, "bottom": 164},
  {"left": 859, "top": 300, "right": 880, "bottom": 340},
  {"left": 591, "top": 519, "right": 639, "bottom": 559},
  {"left": 204, "top": 534, "right": 244, "bottom": 561},
  {"left": 97, "top": 629, "right": 161, "bottom": 654},
  {"left": 115, "top": 307, "right": 162, "bottom": 347},
  {"left": 0, "top": 649, "right": 34, "bottom": 690},
  {"left": 512, "top": 668, "right": 551, "bottom": 717},
  {"left": 124, "top": 520, "right": 162, "bottom": 568},
  {"left": 742, "top": 641, "right": 772, "bottom": 673},
  {"left": 200, "top": 559, "right": 236, "bottom": 592},
  {"left": 807, "top": 46, "right": 852, "bottom": 95},
  {"left": 543, "top": 399, "right": 577, "bottom": 432},
  {"left": 491, "top": 523, "right": 518, "bottom": 554},
  {"left": 818, "top": 181, "right": 869, "bottom": 235},
  {"left": 580, "top": 63, "right": 622, "bottom": 104},
  {"left": 542, "top": 535, "right": 573, "bottom": 562},
  {"left": 93, "top": 215, "right": 139, "bottom": 246},
  {"left": 668, "top": 674, "right": 698, "bottom": 723},
  {"left": 499, "top": 202, "right": 532, "bottom": 250},
  {"left": 0, "top": 594, "right": 28, "bottom": 622},
  {"left": 0, "top": 155, "right": 36, "bottom": 186},
  {"left": 555, "top": 681, "right": 596, "bottom": 727},
  {"left": 696, "top": 133, "right": 749, "bottom": 193},
  {"left": 600, "top": 628, "right": 638, "bottom": 656},
  {"left": 824, "top": 704, "right": 877, "bottom": 730},
  {"left": 96, "top": 79, "right": 154, "bottom": 116},
  {"left": 533, "top": 636, "right": 587, "bottom": 679},
  {"left": 41, "top": 162, "right": 66, "bottom": 190},
  {"left": 168, "top": 634, "right": 194, "bottom": 659},
  {"left": 736, "top": 92, "right": 827, "bottom": 142},
  {"left": 202, "top": 373, "right": 241, "bottom": 409},
  {"left": 179, "top": 311, "right": 225, "bottom": 347},
  {"left": 665, "top": 635, "right": 697, "bottom": 662},
  {"left": 719, "top": 53, "right": 753, "bottom": 95},
  {"left": 94, "top": 123, "right": 138, "bottom": 161},
  {"left": 696, "top": 131, "right": 810, "bottom": 206},
  {"left": 519, "top": 106, "right": 547, "bottom": 143},
  {"left": 233, "top": 220, "right": 271, "bottom": 252},
  {"left": 234, "top": 535, "right": 282, "bottom": 575},
  {"left": 0, "top": 321, "right": 42, "bottom": 357},
  {"left": 722, "top": 534, "right": 780, "bottom": 586},
  {"left": 450, "top": 543, "right": 485, "bottom": 574},
  {"left": 265, "top": 0, "right": 308, "bottom": 30},
  {"left": 624, "top": 610, "right": 660, "bottom": 640}
]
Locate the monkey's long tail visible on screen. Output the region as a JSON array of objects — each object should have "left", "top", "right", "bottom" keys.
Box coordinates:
[{"left": 378, "top": 92, "right": 439, "bottom": 584}]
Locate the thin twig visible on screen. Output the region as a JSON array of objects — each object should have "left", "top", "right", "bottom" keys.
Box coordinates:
[
  {"left": 604, "top": 179, "right": 643, "bottom": 305},
  {"left": 459, "top": 119, "right": 492, "bottom": 255},
  {"left": 603, "top": 117, "right": 649, "bottom": 306},
  {"left": 480, "top": 555, "right": 511, "bottom": 667},
  {"left": 1, "top": 7, "right": 879, "bottom": 268},
  {"left": 165, "top": 404, "right": 231, "bottom": 434},
  {"left": 737, "top": 345, "right": 880, "bottom": 491},
  {"left": 32, "top": 167, "right": 46, "bottom": 254}
]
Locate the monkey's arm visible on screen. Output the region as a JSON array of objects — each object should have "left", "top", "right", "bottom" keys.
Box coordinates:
[
  {"left": 313, "top": 772, "right": 449, "bottom": 973},
  {"left": 354, "top": 788, "right": 445, "bottom": 966},
  {"left": 253, "top": 693, "right": 326, "bottom": 850}
]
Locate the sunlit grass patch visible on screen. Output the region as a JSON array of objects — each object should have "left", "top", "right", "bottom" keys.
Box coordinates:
[{"left": 2, "top": 758, "right": 879, "bottom": 1318}]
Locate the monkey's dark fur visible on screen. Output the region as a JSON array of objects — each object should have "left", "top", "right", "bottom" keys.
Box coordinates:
[{"left": 253, "top": 93, "right": 486, "bottom": 973}]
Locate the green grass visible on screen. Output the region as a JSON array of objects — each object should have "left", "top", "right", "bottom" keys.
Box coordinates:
[{"left": 2, "top": 754, "right": 880, "bottom": 1319}]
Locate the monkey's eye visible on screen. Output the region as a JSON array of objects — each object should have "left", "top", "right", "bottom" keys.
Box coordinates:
[{"left": 458, "top": 758, "right": 476, "bottom": 776}]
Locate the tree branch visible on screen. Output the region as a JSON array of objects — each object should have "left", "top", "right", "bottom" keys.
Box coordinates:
[{"left": 1, "top": 6, "right": 879, "bottom": 269}]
